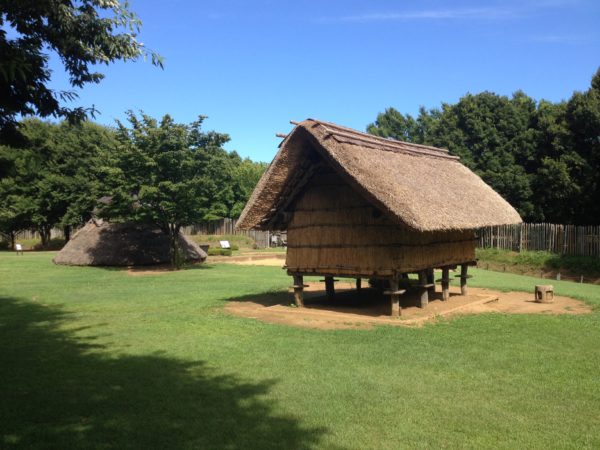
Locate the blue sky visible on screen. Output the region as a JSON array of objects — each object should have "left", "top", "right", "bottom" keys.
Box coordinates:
[{"left": 49, "top": 0, "right": 599, "bottom": 162}]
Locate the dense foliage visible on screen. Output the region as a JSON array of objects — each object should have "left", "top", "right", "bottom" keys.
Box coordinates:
[
  {"left": 0, "top": 119, "right": 115, "bottom": 248},
  {"left": 368, "top": 68, "right": 600, "bottom": 224},
  {"left": 100, "top": 112, "right": 266, "bottom": 267},
  {"left": 0, "top": 0, "right": 161, "bottom": 142},
  {"left": 0, "top": 116, "right": 266, "bottom": 257}
]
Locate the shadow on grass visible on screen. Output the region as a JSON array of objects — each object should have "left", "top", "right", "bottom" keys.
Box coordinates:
[
  {"left": 92, "top": 262, "right": 215, "bottom": 274},
  {"left": 0, "top": 297, "right": 325, "bottom": 449}
]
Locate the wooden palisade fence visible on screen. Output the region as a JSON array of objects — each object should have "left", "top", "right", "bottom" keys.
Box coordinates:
[
  {"left": 15, "top": 218, "right": 273, "bottom": 249},
  {"left": 478, "top": 223, "right": 600, "bottom": 257},
  {"left": 180, "top": 218, "right": 272, "bottom": 248},
  {"left": 13, "top": 221, "right": 600, "bottom": 256}
]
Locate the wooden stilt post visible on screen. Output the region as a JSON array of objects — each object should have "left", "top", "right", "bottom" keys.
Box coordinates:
[
  {"left": 292, "top": 274, "right": 304, "bottom": 307},
  {"left": 418, "top": 270, "right": 429, "bottom": 308},
  {"left": 390, "top": 278, "right": 400, "bottom": 317},
  {"left": 325, "top": 276, "right": 335, "bottom": 300},
  {"left": 460, "top": 264, "right": 468, "bottom": 295},
  {"left": 384, "top": 276, "right": 405, "bottom": 317},
  {"left": 426, "top": 268, "right": 435, "bottom": 297},
  {"left": 441, "top": 267, "right": 450, "bottom": 301},
  {"left": 356, "top": 278, "right": 362, "bottom": 291}
]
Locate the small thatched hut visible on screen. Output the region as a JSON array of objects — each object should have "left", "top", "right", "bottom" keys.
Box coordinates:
[
  {"left": 53, "top": 220, "right": 207, "bottom": 266},
  {"left": 237, "top": 119, "right": 522, "bottom": 316}
]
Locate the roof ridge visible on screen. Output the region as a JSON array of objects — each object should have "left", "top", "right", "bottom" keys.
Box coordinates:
[
  {"left": 304, "top": 120, "right": 458, "bottom": 161},
  {"left": 306, "top": 118, "right": 451, "bottom": 154}
]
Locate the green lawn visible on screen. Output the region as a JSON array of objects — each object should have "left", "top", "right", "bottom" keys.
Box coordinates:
[{"left": 1, "top": 253, "right": 599, "bottom": 449}]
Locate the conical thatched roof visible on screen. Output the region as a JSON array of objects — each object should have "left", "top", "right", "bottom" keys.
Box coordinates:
[
  {"left": 237, "top": 119, "right": 522, "bottom": 232},
  {"left": 53, "top": 220, "right": 207, "bottom": 266}
]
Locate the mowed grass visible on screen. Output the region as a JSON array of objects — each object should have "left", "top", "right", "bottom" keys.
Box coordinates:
[{"left": 1, "top": 253, "right": 599, "bottom": 449}]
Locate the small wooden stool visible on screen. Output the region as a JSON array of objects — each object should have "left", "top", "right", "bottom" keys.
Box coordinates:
[{"left": 535, "top": 285, "right": 554, "bottom": 303}]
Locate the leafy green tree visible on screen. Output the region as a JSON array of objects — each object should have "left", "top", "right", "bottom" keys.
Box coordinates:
[
  {"left": 564, "top": 69, "right": 600, "bottom": 224},
  {"left": 368, "top": 68, "right": 600, "bottom": 224},
  {"left": 230, "top": 158, "right": 268, "bottom": 218},
  {"left": 367, "top": 107, "right": 421, "bottom": 142},
  {"left": 0, "top": 119, "right": 116, "bottom": 247},
  {"left": 368, "top": 92, "right": 539, "bottom": 219},
  {"left": 100, "top": 112, "right": 232, "bottom": 268},
  {"left": 0, "top": 0, "right": 162, "bottom": 142},
  {"left": 0, "top": 146, "right": 36, "bottom": 248}
]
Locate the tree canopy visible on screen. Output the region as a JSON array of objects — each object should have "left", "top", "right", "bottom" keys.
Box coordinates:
[
  {"left": 0, "top": 0, "right": 161, "bottom": 142},
  {"left": 0, "top": 114, "right": 267, "bottom": 257},
  {"left": 367, "top": 68, "right": 600, "bottom": 224},
  {"left": 0, "top": 119, "right": 116, "bottom": 247},
  {"left": 95, "top": 112, "right": 265, "bottom": 267}
]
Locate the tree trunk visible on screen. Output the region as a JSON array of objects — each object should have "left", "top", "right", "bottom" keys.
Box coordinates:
[
  {"left": 169, "top": 224, "right": 182, "bottom": 270},
  {"left": 39, "top": 226, "right": 51, "bottom": 248},
  {"left": 63, "top": 225, "right": 71, "bottom": 243},
  {"left": 10, "top": 232, "right": 16, "bottom": 251}
]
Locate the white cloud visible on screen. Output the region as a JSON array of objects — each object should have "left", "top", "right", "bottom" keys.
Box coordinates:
[
  {"left": 316, "top": 0, "right": 585, "bottom": 24},
  {"left": 323, "top": 7, "right": 517, "bottom": 23}
]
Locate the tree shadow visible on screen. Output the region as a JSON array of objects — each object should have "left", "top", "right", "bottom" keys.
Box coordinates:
[{"left": 0, "top": 297, "right": 326, "bottom": 449}]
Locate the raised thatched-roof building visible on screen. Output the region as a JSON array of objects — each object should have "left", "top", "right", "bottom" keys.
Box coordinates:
[
  {"left": 237, "top": 119, "right": 521, "bottom": 316},
  {"left": 53, "top": 220, "right": 207, "bottom": 266}
]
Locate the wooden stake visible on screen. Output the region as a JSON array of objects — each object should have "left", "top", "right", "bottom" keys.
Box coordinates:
[
  {"left": 292, "top": 275, "right": 304, "bottom": 307},
  {"left": 426, "top": 268, "right": 435, "bottom": 297},
  {"left": 389, "top": 277, "right": 401, "bottom": 317},
  {"left": 325, "top": 276, "right": 335, "bottom": 300},
  {"left": 442, "top": 267, "right": 450, "bottom": 301},
  {"left": 418, "top": 270, "right": 429, "bottom": 308},
  {"left": 460, "top": 264, "right": 468, "bottom": 295}
]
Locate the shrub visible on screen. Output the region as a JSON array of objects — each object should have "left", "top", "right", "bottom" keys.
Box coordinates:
[
  {"left": 207, "top": 248, "right": 232, "bottom": 257},
  {"left": 187, "top": 234, "right": 255, "bottom": 249},
  {"left": 33, "top": 238, "right": 65, "bottom": 251},
  {"left": 476, "top": 247, "right": 600, "bottom": 277}
]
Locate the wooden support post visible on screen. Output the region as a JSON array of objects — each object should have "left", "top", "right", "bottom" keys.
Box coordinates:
[
  {"left": 292, "top": 275, "right": 304, "bottom": 307},
  {"left": 325, "top": 276, "right": 335, "bottom": 300},
  {"left": 441, "top": 267, "right": 450, "bottom": 301},
  {"left": 418, "top": 270, "right": 429, "bottom": 308},
  {"left": 356, "top": 278, "right": 362, "bottom": 291},
  {"left": 383, "top": 277, "right": 406, "bottom": 317},
  {"left": 460, "top": 264, "right": 468, "bottom": 296},
  {"left": 426, "top": 268, "right": 435, "bottom": 297}
]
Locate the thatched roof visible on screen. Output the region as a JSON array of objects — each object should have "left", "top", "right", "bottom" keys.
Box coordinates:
[
  {"left": 237, "top": 119, "right": 522, "bottom": 232},
  {"left": 53, "top": 220, "right": 207, "bottom": 266}
]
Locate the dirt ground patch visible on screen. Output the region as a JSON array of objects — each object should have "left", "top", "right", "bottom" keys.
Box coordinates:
[
  {"left": 209, "top": 253, "right": 286, "bottom": 266},
  {"left": 226, "top": 257, "right": 285, "bottom": 266},
  {"left": 225, "top": 282, "right": 591, "bottom": 330}
]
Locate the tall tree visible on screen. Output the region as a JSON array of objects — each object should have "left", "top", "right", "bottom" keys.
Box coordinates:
[
  {"left": 100, "top": 112, "right": 232, "bottom": 268},
  {"left": 564, "top": 68, "right": 600, "bottom": 223},
  {"left": 368, "top": 92, "right": 539, "bottom": 219},
  {"left": 0, "top": 145, "right": 36, "bottom": 248},
  {"left": 0, "top": 119, "right": 116, "bottom": 247},
  {"left": 0, "top": 0, "right": 162, "bottom": 142}
]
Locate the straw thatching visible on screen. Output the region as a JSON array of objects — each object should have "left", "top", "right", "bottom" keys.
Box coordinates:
[
  {"left": 237, "top": 119, "right": 521, "bottom": 279},
  {"left": 53, "top": 220, "right": 207, "bottom": 266},
  {"left": 238, "top": 119, "right": 522, "bottom": 232}
]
